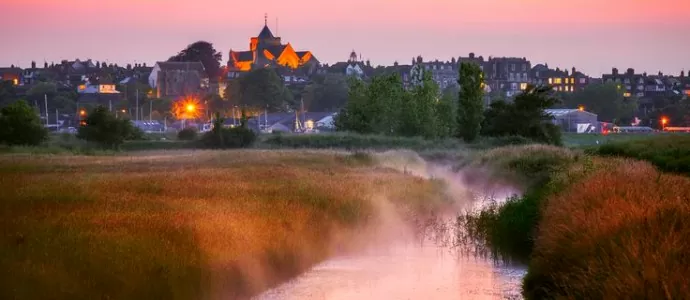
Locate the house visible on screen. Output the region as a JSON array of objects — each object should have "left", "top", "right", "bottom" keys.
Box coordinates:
[
  {"left": 545, "top": 108, "right": 599, "bottom": 133},
  {"left": 149, "top": 62, "right": 209, "bottom": 98},
  {"left": 602, "top": 68, "right": 647, "bottom": 98},
  {"left": 0, "top": 66, "right": 23, "bottom": 85},
  {"left": 76, "top": 83, "right": 122, "bottom": 106},
  {"left": 530, "top": 65, "right": 588, "bottom": 93}
]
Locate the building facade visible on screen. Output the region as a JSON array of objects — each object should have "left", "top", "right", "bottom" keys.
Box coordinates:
[{"left": 149, "top": 62, "right": 209, "bottom": 98}]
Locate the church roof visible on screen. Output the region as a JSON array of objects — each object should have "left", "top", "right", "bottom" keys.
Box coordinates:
[
  {"left": 295, "top": 51, "right": 309, "bottom": 58},
  {"left": 264, "top": 45, "right": 287, "bottom": 57},
  {"left": 231, "top": 51, "right": 254, "bottom": 62},
  {"left": 258, "top": 25, "right": 275, "bottom": 39}
]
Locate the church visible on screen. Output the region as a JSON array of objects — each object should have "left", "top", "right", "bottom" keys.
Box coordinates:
[{"left": 227, "top": 15, "right": 318, "bottom": 76}]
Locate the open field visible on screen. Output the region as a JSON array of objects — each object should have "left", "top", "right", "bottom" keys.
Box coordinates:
[{"left": 0, "top": 150, "right": 450, "bottom": 300}]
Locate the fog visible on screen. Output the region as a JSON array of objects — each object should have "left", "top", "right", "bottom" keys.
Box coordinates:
[{"left": 254, "top": 150, "right": 525, "bottom": 300}]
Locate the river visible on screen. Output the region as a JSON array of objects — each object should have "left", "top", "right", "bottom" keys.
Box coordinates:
[{"left": 255, "top": 152, "right": 526, "bottom": 299}]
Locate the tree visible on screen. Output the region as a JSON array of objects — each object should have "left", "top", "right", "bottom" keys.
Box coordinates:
[
  {"left": 482, "top": 85, "right": 562, "bottom": 145},
  {"left": 0, "top": 100, "right": 48, "bottom": 146},
  {"left": 77, "top": 106, "right": 137, "bottom": 149},
  {"left": 301, "top": 73, "right": 349, "bottom": 112},
  {"left": 223, "top": 68, "right": 294, "bottom": 111},
  {"left": 0, "top": 80, "right": 18, "bottom": 107},
  {"left": 560, "top": 83, "right": 637, "bottom": 124},
  {"left": 169, "top": 41, "right": 223, "bottom": 81},
  {"left": 456, "top": 62, "right": 485, "bottom": 142}
]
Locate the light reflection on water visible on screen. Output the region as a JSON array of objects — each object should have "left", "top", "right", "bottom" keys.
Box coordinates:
[{"left": 255, "top": 240, "right": 525, "bottom": 300}]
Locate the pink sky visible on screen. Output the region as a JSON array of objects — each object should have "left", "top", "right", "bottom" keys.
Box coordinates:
[{"left": 3, "top": 0, "right": 690, "bottom": 76}]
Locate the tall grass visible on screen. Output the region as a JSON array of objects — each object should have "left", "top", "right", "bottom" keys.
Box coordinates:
[
  {"left": 523, "top": 160, "right": 690, "bottom": 299},
  {"left": 0, "top": 150, "right": 448, "bottom": 300},
  {"left": 589, "top": 135, "right": 690, "bottom": 175},
  {"left": 460, "top": 145, "right": 585, "bottom": 262}
]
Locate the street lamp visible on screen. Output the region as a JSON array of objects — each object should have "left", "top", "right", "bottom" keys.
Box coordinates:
[
  {"left": 661, "top": 117, "right": 668, "bottom": 131},
  {"left": 578, "top": 105, "right": 584, "bottom": 112}
]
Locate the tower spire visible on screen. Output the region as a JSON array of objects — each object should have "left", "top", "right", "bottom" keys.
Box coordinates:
[{"left": 264, "top": 13, "right": 268, "bottom": 26}]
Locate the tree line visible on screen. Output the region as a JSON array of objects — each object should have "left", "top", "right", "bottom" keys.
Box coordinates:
[{"left": 335, "top": 62, "right": 562, "bottom": 145}]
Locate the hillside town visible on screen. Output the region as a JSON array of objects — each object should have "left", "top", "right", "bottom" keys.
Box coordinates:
[{"left": 1, "top": 18, "right": 689, "bottom": 135}]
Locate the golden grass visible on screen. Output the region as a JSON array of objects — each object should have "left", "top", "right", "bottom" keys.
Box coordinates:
[
  {"left": 524, "top": 158, "right": 690, "bottom": 299},
  {"left": 0, "top": 150, "right": 448, "bottom": 300}
]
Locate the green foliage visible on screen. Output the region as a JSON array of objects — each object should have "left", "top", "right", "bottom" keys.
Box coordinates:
[
  {"left": 456, "top": 62, "right": 485, "bottom": 142},
  {"left": 335, "top": 72, "right": 452, "bottom": 139},
  {"left": 168, "top": 41, "right": 222, "bottom": 80},
  {"left": 0, "top": 80, "right": 18, "bottom": 107},
  {"left": 0, "top": 100, "right": 48, "bottom": 146},
  {"left": 260, "top": 132, "right": 464, "bottom": 150},
  {"left": 77, "top": 106, "right": 138, "bottom": 149},
  {"left": 482, "top": 85, "right": 562, "bottom": 145},
  {"left": 301, "top": 73, "right": 349, "bottom": 112},
  {"left": 590, "top": 135, "right": 690, "bottom": 175},
  {"left": 199, "top": 112, "right": 256, "bottom": 148},
  {"left": 461, "top": 145, "right": 581, "bottom": 262},
  {"left": 558, "top": 82, "right": 637, "bottom": 124},
  {"left": 223, "top": 68, "right": 294, "bottom": 111},
  {"left": 177, "top": 128, "right": 198, "bottom": 141}
]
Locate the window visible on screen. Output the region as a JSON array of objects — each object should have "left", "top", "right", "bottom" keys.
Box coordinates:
[
  {"left": 623, "top": 92, "right": 631, "bottom": 97},
  {"left": 516, "top": 73, "right": 521, "bottom": 80},
  {"left": 523, "top": 73, "right": 527, "bottom": 79},
  {"left": 558, "top": 86, "right": 562, "bottom": 91},
  {"left": 554, "top": 78, "right": 563, "bottom": 84},
  {"left": 509, "top": 73, "right": 514, "bottom": 80},
  {"left": 624, "top": 78, "right": 630, "bottom": 84},
  {"left": 579, "top": 78, "right": 586, "bottom": 84},
  {"left": 520, "top": 83, "right": 528, "bottom": 90},
  {"left": 548, "top": 78, "right": 553, "bottom": 84},
  {"left": 511, "top": 64, "right": 516, "bottom": 71},
  {"left": 637, "top": 85, "right": 644, "bottom": 90},
  {"left": 522, "top": 64, "right": 527, "bottom": 71},
  {"left": 570, "top": 78, "right": 575, "bottom": 84}
]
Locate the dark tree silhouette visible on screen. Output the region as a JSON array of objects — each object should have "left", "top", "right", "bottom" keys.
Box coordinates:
[{"left": 169, "top": 41, "right": 223, "bottom": 81}]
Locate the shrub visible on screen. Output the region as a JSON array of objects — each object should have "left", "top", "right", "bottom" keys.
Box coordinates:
[
  {"left": 77, "top": 106, "right": 137, "bottom": 149},
  {"left": 199, "top": 112, "right": 256, "bottom": 149},
  {"left": 177, "top": 128, "right": 198, "bottom": 141},
  {"left": 524, "top": 161, "right": 690, "bottom": 299},
  {"left": 0, "top": 100, "right": 48, "bottom": 146}
]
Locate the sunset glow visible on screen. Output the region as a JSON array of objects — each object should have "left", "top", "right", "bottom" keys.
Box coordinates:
[{"left": 3, "top": 0, "right": 689, "bottom": 76}]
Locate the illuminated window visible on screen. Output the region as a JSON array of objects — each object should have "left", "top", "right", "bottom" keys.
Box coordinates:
[
  {"left": 570, "top": 78, "right": 575, "bottom": 84},
  {"left": 520, "top": 83, "right": 527, "bottom": 90},
  {"left": 554, "top": 78, "right": 562, "bottom": 84},
  {"left": 623, "top": 92, "right": 631, "bottom": 97},
  {"left": 548, "top": 78, "right": 553, "bottom": 84},
  {"left": 12, "top": 78, "right": 18, "bottom": 85},
  {"left": 305, "top": 120, "right": 314, "bottom": 129},
  {"left": 558, "top": 86, "right": 562, "bottom": 91}
]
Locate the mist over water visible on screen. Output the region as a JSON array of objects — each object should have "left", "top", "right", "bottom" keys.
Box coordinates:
[{"left": 255, "top": 151, "right": 526, "bottom": 300}]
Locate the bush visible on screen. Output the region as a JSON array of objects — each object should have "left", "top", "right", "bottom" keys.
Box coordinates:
[
  {"left": 199, "top": 113, "right": 256, "bottom": 149},
  {"left": 77, "top": 106, "right": 137, "bottom": 150},
  {"left": 177, "top": 128, "right": 198, "bottom": 141},
  {"left": 0, "top": 100, "right": 48, "bottom": 146}
]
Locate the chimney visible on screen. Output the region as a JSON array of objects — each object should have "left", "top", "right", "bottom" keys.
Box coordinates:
[
  {"left": 682, "top": 70, "right": 685, "bottom": 78},
  {"left": 658, "top": 71, "right": 663, "bottom": 77},
  {"left": 572, "top": 67, "right": 576, "bottom": 75},
  {"left": 31, "top": 61, "right": 36, "bottom": 69},
  {"left": 469, "top": 52, "right": 475, "bottom": 59},
  {"left": 627, "top": 68, "right": 634, "bottom": 75},
  {"left": 612, "top": 68, "right": 618, "bottom": 75}
]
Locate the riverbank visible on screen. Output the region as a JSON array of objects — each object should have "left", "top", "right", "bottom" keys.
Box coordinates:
[
  {"left": 0, "top": 150, "right": 451, "bottom": 300},
  {"left": 462, "top": 137, "right": 690, "bottom": 299}
]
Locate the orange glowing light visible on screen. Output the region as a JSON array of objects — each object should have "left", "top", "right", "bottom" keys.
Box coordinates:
[
  {"left": 578, "top": 105, "right": 584, "bottom": 112},
  {"left": 79, "top": 109, "right": 86, "bottom": 116},
  {"left": 661, "top": 117, "right": 668, "bottom": 125},
  {"left": 173, "top": 97, "right": 202, "bottom": 120}
]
